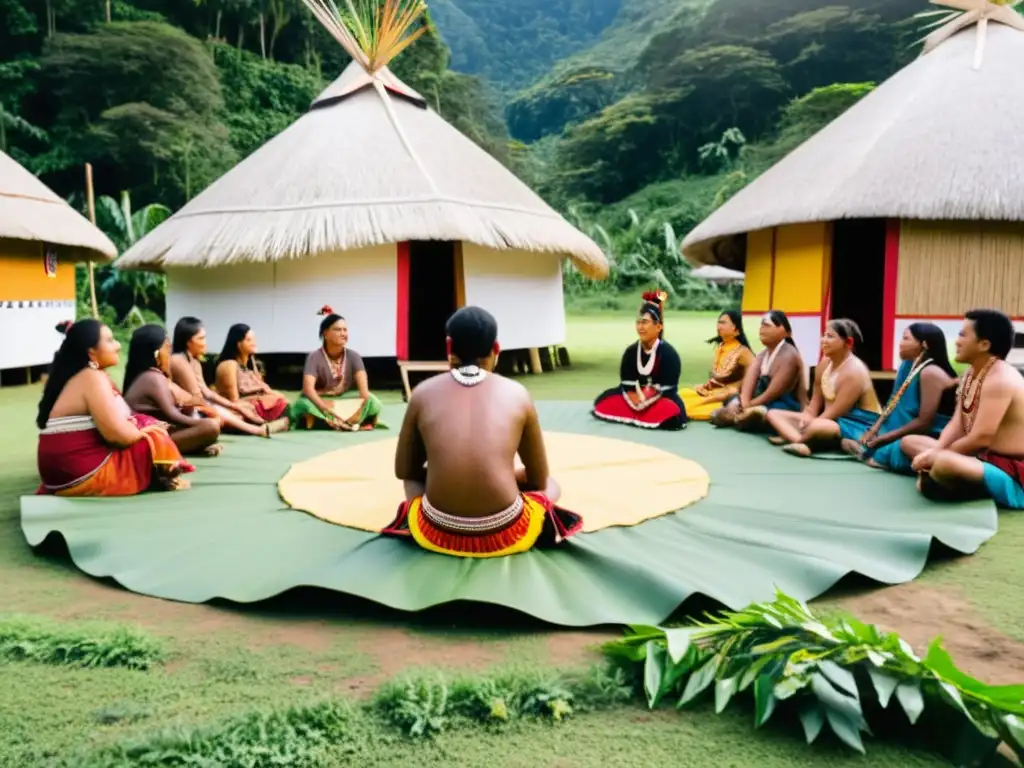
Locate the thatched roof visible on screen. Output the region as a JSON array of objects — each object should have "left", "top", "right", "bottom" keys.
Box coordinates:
[
  {"left": 681, "top": 21, "right": 1024, "bottom": 268},
  {"left": 115, "top": 62, "right": 609, "bottom": 279},
  {"left": 0, "top": 150, "right": 117, "bottom": 260},
  {"left": 690, "top": 265, "right": 744, "bottom": 284}
]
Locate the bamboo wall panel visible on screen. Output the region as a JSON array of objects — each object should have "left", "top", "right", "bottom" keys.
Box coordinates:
[{"left": 896, "top": 221, "right": 1024, "bottom": 316}]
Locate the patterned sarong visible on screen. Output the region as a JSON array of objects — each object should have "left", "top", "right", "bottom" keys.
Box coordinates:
[
  {"left": 289, "top": 393, "right": 385, "bottom": 431},
  {"left": 381, "top": 492, "right": 583, "bottom": 558}
]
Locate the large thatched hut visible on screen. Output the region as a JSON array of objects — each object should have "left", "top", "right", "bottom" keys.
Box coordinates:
[
  {"left": 681, "top": 11, "right": 1024, "bottom": 372},
  {"left": 0, "top": 150, "right": 116, "bottom": 376},
  {"left": 116, "top": 28, "right": 607, "bottom": 367}
]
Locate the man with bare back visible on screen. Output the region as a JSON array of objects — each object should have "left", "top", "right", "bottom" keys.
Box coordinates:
[
  {"left": 901, "top": 309, "right": 1024, "bottom": 509},
  {"left": 383, "top": 306, "right": 583, "bottom": 557}
]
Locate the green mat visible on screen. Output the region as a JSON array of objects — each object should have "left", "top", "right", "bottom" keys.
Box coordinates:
[{"left": 19, "top": 402, "right": 998, "bottom": 627}]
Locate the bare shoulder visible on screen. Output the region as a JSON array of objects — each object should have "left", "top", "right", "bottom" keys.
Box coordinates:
[
  {"left": 216, "top": 359, "right": 237, "bottom": 375},
  {"left": 991, "top": 361, "right": 1024, "bottom": 391},
  {"left": 921, "top": 364, "right": 951, "bottom": 384},
  {"left": 492, "top": 373, "right": 531, "bottom": 401}
]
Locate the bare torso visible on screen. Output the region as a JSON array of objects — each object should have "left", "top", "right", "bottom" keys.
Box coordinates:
[
  {"left": 976, "top": 361, "right": 1024, "bottom": 458},
  {"left": 403, "top": 373, "right": 535, "bottom": 517},
  {"left": 828, "top": 356, "right": 881, "bottom": 412}
]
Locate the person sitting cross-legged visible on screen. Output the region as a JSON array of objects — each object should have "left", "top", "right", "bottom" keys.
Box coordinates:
[
  {"left": 383, "top": 305, "right": 583, "bottom": 558},
  {"left": 766, "top": 318, "right": 881, "bottom": 457},
  {"left": 901, "top": 309, "right": 1024, "bottom": 509}
]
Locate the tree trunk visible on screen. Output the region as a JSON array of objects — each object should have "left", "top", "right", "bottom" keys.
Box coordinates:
[
  {"left": 105, "top": 0, "right": 111, "bottom": 23},
  {"left": 215, "top": 10, "right": 222, "bottom": 40},
  {"left": 237, "top": 25, "right": 245, "bottom": 51},
  {"left": 259, "top": 13, "right": 266, "bottom": 59}
]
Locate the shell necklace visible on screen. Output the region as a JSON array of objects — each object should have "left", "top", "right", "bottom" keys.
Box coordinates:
[
  {"left": 451, "top": 365, "right": 487, "bottom": 387},
  {"left": 958, "top": 356, "right": 997, "bottom": 433},
  {"left": 821, "top": 355, "right": 850, "bottom": 402},
  {"left": 760, "top": 343, "right": 784, "bottom": 377},
  {"left": 637, "top": 339, "right": 660, "bottom": 378}
]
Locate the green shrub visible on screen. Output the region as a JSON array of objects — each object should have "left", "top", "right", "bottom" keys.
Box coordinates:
[{"left": 0, "top": 614, "right": 164, "bottom": 671}]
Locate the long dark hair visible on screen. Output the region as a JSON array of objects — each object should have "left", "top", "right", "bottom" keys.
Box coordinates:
[
  {"left": 218, "top": 323, "right": 255, "bottom": 370},
  {"left": 764, "top": 309, "right": 797, "bottom": 348},
  {"left": 123, "top": 324, "right": 168, "bottom": 394},
  {"left": 828, "top": 318, "right": 864, "bottom": 348},
  {"left": 36, "top": 319, "right": 103, "bottom": 429},
  {"left": 708, "top": 309, "right": 751, "bottom": 349},
  {"left": 908, "top": 322, "right": 957, "bottom": 378},
  {"left": 172, "top": 316, "right": 203, "bottom": 355}
]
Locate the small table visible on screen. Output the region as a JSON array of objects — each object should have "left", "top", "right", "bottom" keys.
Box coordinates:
[{"left": 397, "top": 360, "right": 449, "bottom": 401}]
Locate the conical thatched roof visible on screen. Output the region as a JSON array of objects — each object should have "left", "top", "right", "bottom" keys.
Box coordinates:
[
  {"left": 681, "top": 21, "right": 1024, "bottom": 268},
  {"left": 0, "top": 150, "right": 116, "bottom": 260},
  {"left": 115, "top": 62, "right": 608, "bottom": 279}
]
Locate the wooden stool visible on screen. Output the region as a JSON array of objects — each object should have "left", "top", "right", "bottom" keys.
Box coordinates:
[{"left": 397, "top": 360, "right": 449, "bottom": 401}]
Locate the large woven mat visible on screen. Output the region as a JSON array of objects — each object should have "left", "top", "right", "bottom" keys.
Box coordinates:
[{"left": 278, "top": 432, "right": 710, "bottom": 534}]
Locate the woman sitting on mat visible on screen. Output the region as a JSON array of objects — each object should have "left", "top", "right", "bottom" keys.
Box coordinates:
[
  {"left": 841, "top": 323, "right": 957, "bottom": 473},
  {"left": 214, "top": 323, "right": 291, "bottom": 433},
  {"left": 710, "top": 310, "right": 808, "bottom": 430},
  {"left": 36, "top": 320, "right": 193, "bottom": 497},
  {"left": 592, "top": 291, "right": 686, "bottom": 430},
  {"left": 123, "top": 324, "right": 222, "bottom": 457},
  {"left": 290, "top": 306, "right": 383, "bottom": 431},
  {"left": 766, "top": 318, "right": 882, "bottom": 457},
  {"left": 678, "top": 310, "right": 756, "bottom": 421},
  {"left": 169, "top": 317, "right": 280, "bottom": 438}
]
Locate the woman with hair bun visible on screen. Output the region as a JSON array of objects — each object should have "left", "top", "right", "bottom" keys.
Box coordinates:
[
  {"left": 592, "top": 291, "right": 686, "bottom": 430},
  {"left": 289, "top": 306, "right": 383, "bottom": 430},
  {"left": 766, "top": 318, "right": 882, "bottom": 457},
  {"left": 36, "top": 319, "right": 192, "bottom": 496}
]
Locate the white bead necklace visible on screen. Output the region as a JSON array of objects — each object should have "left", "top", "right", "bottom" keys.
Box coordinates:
[
  {"left": 450, "top": 365, "right": 487, "bottom": 387},
  {"left": 636, "top": 339, "right": 660, "bottom": 377}
]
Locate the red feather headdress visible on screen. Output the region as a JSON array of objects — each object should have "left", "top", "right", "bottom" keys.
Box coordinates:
[{"left": 318, "top": 305, "right": 334, "bottom": 316}]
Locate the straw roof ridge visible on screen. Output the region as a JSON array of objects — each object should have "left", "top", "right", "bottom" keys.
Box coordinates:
[
  {"left": 115, "top": 61, "right": 608, "bottom": 278},
  {"left": 681, "top": 23, "right": 1024, "bottom": 267},
  {"left": 0, "top": 150, "right": 117, "bottom": 260}
]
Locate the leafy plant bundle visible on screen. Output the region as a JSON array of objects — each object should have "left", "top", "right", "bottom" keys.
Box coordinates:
[{"left": 602, "top": 590, "right": 1024, "bottom": 763}]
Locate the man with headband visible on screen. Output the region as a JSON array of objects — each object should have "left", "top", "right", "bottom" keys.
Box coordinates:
[
  {"left": 711, "top": 310, "right": 807, "bottom": 430},
  {"left": 383, "top": 306, "right": 583, "bottom": 557},
  {"left": 592, "top": 291, "right": 687, "bottom": 429}
]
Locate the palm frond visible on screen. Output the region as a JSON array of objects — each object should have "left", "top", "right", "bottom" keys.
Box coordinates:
[{"left": 299, "top": 0, "right": 427, "bottom": 73}]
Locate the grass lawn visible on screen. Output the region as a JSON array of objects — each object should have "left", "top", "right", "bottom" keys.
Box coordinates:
[{"left": 1, "top": 310, "right": 1023, "bottom": 766}]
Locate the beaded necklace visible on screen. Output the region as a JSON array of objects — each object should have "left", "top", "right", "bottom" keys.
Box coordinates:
[
  {"left": 636, "top": 339, "right": 660, "bottom": 378},
  {"left": 820, "top": 355, "right": 850, "bottom": 402},
  {"left": 451, "top": 365, "right": 487, "bottom": 387},
  {"left": 867, "top": 356, "right": 931, "bottom": 433},
  {"left": 958, "top": 356, "right": 997, "bottom": 434}
]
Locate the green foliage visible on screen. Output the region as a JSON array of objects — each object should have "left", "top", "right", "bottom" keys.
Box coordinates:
[
  {"left": 72, "top": 700, "right": 361, "bottom": 767},
  {"left": 506, "top": 66, "right": 618, "bottom": 142},
  {"left": 603, "top": 590, "right": 1024, "bottom": 764},
  {"left": 0, "top": 614, "right": 165, "bottom": 670},
  {"left": 373, "top": 665, "right": 633, "bottom": 738}
]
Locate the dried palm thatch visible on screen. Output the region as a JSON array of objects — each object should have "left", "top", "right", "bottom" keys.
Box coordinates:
[
  {"left": 0, "top": 150, "right": 116, "bottom": 261},
  {"left": 681, "top": 20, "right": 1024, "bottom": 269},
  {"left": 116, "top": 0, "right": 608, "bottom": 280}
]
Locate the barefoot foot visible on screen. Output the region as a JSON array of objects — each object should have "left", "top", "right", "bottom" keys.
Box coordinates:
[{"left": 782, "top": 443, "right": 812, "bottom": 458}]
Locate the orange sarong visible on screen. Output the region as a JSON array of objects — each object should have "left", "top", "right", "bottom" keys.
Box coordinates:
[{"left": 381, "top": 492, "right": 583, "bottom": 558}]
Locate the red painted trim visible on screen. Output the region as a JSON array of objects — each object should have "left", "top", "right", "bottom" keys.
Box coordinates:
[
  {"left": 767, "top": 228, "right": 777, "bottom": 309},
  {"left": 881, "top": 219, "right": 900, "bottom": 369},
  {"left": 821, "top": 228, "right": 832, "bottom": 336},
  {"left": 396, "top": 241, "right": 410, "bottom": 360},
  {"left": 895, "top": 314, "right": 1024, "bottom": 321}
]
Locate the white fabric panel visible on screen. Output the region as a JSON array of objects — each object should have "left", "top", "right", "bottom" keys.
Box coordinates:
[
  {"left": 165, "top": 246, "right": 397, "bottom": 357},
  {"left": 0, "top": 300, "right": 74, "bottom": 369},
  {"left": 461, "top": 244, "right": 565, "bottom": 349}
]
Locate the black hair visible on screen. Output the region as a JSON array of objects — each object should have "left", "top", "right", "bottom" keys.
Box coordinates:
[
  {"left": 638, "top": 292, "right": 666, "bottom": 339},
  {"left": 965, "top": 309, "right": 1014, "bottom": 360},
  {"left": 319, "top": 313, "right": 344, "bottom": 339},
  {"left": 123, "top": 324, "right": 169, "bottom": 394},
  {"left": 36, "top": 319, "right": 103, "bottom": 429},
  {"left": 828, "top": 318, "right": 864, "bottom": 348},
  {"left": 907, "top": 322, "right": 957, "bottom": 378},
  {"left": 171, "top": 316, "right": 203, "bottom": 355},
  {"left": 218, "top": 323, "right": 256, "bottom": 370},
  {"left": 707, "top": 309, "right": 752, "bottom": 349},
  {"left": 763, "top": 309, "right": 797, "bottom": 347},
  {"left": 446, "top": 306, "right": 498, "bottom": 364}
]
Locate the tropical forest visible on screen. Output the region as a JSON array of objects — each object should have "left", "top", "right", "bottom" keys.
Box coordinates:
[{"left": 1, "top": 0, "right": 938, "bottom": 320}]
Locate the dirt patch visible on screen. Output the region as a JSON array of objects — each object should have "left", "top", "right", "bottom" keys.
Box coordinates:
[
  {"left": 840, "top": 582, "right": 1024, "bottom": 685},
  {"left": 354, "top": 628, "right": 509, "bottom": 680},
  {"left": 545, "top": 630, "right": 613, "bottom": 667}
]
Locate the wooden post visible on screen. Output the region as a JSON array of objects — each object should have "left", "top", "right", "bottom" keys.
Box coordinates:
[
  {"left": 105, "top": 0, "right": 111, "bottom": 22},
  {"left": 528, "top": 347, "right": 542, "bottom": 375},
  {"left": 85, "top": 163, "right": 99, "bottom": 319}
]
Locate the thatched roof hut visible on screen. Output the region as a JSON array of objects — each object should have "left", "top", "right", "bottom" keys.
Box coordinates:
[
  {"left": 0, "top": 150, "right": 116, "bottom": 372},
  {"left": 116, "top": 5, "right": 607, "bottom": 363},
  {"left": 681, "top": 14, "right": 1024, "bottom": 371}
]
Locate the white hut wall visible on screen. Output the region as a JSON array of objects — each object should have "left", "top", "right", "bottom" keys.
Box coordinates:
[
  {"left": 892, "top": 220, "right": 1024, "bottom": 368},
  {"left": 461, "top": 243, "right": 567, "bottom": 350},
  {"left": 165, "top": 245, "right": 399, "bottom": 357},
  {"left": 739, "top": 223, "right": 831, "bottom": 366},
  {"left": 0, "top": 239, "right": 76, "bottom": 371}
]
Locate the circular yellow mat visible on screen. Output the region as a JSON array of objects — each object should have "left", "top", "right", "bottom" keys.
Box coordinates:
[{"left": 278, "top": 432, "right": 710, "bottom": 534}]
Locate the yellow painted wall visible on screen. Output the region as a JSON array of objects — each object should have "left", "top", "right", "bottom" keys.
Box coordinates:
[
  {"left": 741, "top": 229, "right": 774, "bottom": 312},
  {"left": 771, "top": 223, "right": 830, "bottom": 313},
  {"left": 0, "top": 239, "right": 75, "bottom": 302}
]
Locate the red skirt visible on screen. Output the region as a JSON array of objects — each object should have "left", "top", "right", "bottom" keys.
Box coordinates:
[
  {"left": 246, "top": 394, "right": 289, "bottom": 422},
  {"left": 593, "top": 386, "right": 686, "bottom": 430}
]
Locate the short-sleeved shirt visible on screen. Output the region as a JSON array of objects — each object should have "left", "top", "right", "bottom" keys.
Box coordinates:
[{"left": 303, "top": 347, "right": 365, "bottom": 395}]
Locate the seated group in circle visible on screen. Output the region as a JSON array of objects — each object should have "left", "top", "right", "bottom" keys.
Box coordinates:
[
  {"left": 593, "top": 293, "right": 1023, "bottom": 511},
  {"left": 35, "top": 306, "right": 382, "bottom": 498}
]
